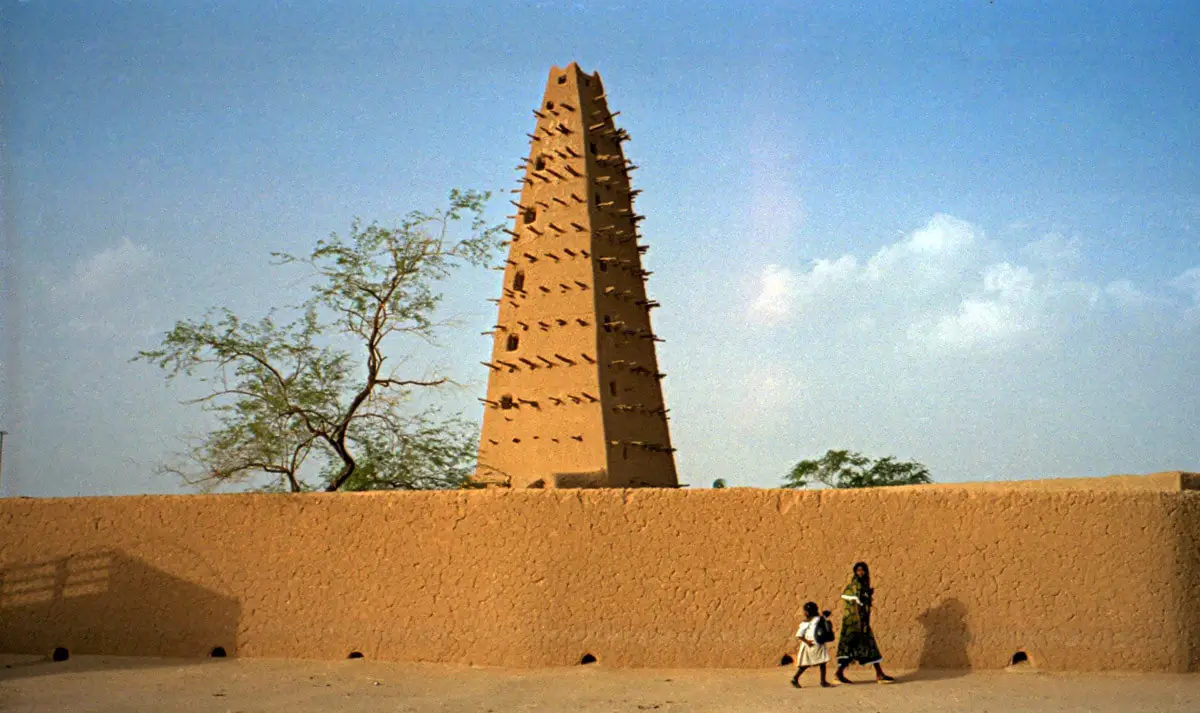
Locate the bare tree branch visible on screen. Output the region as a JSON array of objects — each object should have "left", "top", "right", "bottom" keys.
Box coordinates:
[{"left": 134, "top": 190, "right": 503, "bottom": 494}]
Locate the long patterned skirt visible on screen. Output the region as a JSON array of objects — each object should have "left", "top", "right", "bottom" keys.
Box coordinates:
[{"left": 836, "top": 622, "right": 883, "bottom": 666}]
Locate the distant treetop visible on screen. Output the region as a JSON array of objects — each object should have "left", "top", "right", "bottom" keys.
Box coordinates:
[{"left": 783, "top": 449, "right": 932, "bottom": 489}]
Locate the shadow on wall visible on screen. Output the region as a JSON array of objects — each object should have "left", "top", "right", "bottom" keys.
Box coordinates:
[
  {"left": 916, "top": 598, "right": 971, "bottom": 676},
  {"left": 0, "top": 549, "right": 240, "bottom": 679}
]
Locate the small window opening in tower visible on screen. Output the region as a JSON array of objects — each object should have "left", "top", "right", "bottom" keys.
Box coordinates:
[
  {"left": 506, "top": 334, "right": 520, "bottom": 351},
  {"left": 523, "top": 207, "right": 536, "bottom": 224},
  {"left": 557, "top": 74, "right": 567, "bottom": 84},
  {"left": 535, "top": 155, "right": 546, "bottom": 171},
  {"left": 589, "top": 142, "right": 597, "bottom": 155},
  {"left": 513, "top": 270, "right": 526, "bottom": 291},
  {"left": 545, "top": 101, "right": 555, "bottom": 110},
  {"left": 609, "top": 381, "right": 617, "bottom": 396},
  {"left": 599, "top": 261, "right": 607, "bottom": 272},
  {"left": 500, "top": 395, "right": 514, "bottom": 409},
  {"left": 602, "top": 315, "right": 612, "bottom": 333}
]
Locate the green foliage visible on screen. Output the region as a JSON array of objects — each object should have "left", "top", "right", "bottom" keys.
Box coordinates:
[
  {"left": 782, "top": 449, "right": 933, "bottom": 489},
  {"left": 712, "top": 478, "right": 727, "bottom": 489},
  {"left": 134, "top": 190, "right": 504, "bottom": 493},
  {"left": 335, "top": 412, "right": 479, "bottom": 491}
]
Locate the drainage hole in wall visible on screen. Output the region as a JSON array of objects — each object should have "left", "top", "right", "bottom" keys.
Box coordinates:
[
  {"left": 348, "top": 651, "right": 364, "bottom": 660},
  {"left": 1010, "top": 651, "right": 1029, "bottom": 666},
  {"left": 52, "top": 647, "right": 70, "bottom": 662},
  {"left": 579, "top": 653, "right": 597, "bottom": 665},
  {"left": 210, "top": 646, "right": 227, "bottom": 658},
  {"left": 779, "top": 654, "right": 794, "bottom": 667}
]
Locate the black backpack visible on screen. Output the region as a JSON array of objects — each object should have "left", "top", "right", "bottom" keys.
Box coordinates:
[{"left": 814, "top": 616, "right": 835, "bottom": 644}]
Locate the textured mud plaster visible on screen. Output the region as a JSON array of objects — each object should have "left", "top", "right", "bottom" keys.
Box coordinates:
[
  {"left": 1182, "top": 491, "right": 1200, "bottom": 672},
  {"left": 0, "top": 474, "right": 1196, "bottom": 672},
  {"left": 473, "top": 63, "right": 677, "bottom": 490}
]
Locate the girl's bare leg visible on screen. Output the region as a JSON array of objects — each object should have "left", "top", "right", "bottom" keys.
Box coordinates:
[{"left": 790, "top": 665, "right": 808, "bottom": 688}]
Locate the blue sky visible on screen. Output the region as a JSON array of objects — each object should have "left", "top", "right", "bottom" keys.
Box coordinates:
[{"left": 1, "top": 0, "right": 1197, "bottom": 496}]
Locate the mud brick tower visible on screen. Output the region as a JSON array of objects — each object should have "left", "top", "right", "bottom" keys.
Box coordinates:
[{"left": 473, "top": 63, "right": 678, "bottom": 489}]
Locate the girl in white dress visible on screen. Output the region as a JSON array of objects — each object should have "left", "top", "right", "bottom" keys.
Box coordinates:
[{"left": 790, "top": 601, "right": 832, "bottom": 688}]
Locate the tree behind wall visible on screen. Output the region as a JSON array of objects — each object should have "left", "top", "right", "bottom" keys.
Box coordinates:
[
  {"left": 782, "top": 449, "right": 933, "bottom": 489},
  {"left": 134, "top": 190, "right": 503, "bottom": 493}
]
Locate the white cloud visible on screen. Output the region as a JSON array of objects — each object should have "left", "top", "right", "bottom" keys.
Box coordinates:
[
  {"left": 1104, "top": 279, "right": 1156, "bottom": 307},
  {"left": 747, "top": 255, "right": 860, "bottom": 325},
  {"left": 1020, "top": 232, "right": 1082, "bottom": 268},
  {"left": 40, "top": 238, "right": 158, "bottom": 335},
  {"left": 924, "top": 262, "right": 1038, "bottom": 352},
  {"left": 982, "top": 262, "right": 1035, "bottom": 296},
  {"left": 1172, "top": 266, "right": 1200, "bottom": 305},
  {"left": 74, "top": 238, "right": 153, "bottom": 297},
  {"left": 805, "top": 254, "right": 860, "bottom": 291},
  {"left": 928, "top": 302, "right": 1031, "bottom": 351},
  {"left": 746, "top": 214, "right": 1193, "bottom": 356},
  {"left": 906, "top": 212, "right": 978, "bottom": 256},
  {"left": 748, "top": 264, "right": 797, "bottom": 324},
  {"left": 863, "top": 213, "right": 983, "bottom": 284}
]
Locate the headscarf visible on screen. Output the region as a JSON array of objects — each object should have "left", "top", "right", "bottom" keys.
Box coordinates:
[
  {"left": 854, "top": 561, "right": 871, "bottom": 593},
  {"left": 846, "top": 561, "right": 873, "bottom": 609}
]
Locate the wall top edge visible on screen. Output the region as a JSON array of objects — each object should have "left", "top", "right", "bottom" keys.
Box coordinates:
[{"left": 2, "top": 472, "right": 1195, "bottom": 504}]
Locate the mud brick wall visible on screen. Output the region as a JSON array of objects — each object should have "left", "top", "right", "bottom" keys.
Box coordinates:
[{"left": 1, "top": 475, "right": 1196, "bottom": 672}]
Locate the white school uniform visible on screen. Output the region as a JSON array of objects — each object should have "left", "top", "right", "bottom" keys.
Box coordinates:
[{"left": 795, "top": 616, "right": 830, "bottom": 666}]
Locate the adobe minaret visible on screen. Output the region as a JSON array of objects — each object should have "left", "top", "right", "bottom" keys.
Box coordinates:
[{"left": 473, "top": 62, "right": 678, "bottom": 489}]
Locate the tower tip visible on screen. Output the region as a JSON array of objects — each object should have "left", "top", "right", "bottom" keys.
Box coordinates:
[
  {"left": 545, "top": 62, "right": 603, "bottom": 94},
  {"left": 550, "top": 62, "right": 596, "bottom": 78}
]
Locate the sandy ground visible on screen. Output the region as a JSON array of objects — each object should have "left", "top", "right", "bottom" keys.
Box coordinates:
[{"left": 1, "top": 654, "right": 1197, "bottom": 713}]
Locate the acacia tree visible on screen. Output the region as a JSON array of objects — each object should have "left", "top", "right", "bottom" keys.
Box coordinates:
[
  {"left": 782, "top": 449, "right": 933, "bottom": 489},
  {"left": 135, "top": 189, "right": 502, "bottom": 493}
]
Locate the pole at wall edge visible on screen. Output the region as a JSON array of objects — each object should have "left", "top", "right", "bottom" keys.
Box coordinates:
[{"left": 0, "top": 430, "right": 7, "bottom": 497}]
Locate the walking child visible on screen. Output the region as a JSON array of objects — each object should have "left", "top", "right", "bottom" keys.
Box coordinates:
[{"left": 790, "top": 601, "right": 833, "bottom": 688}]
